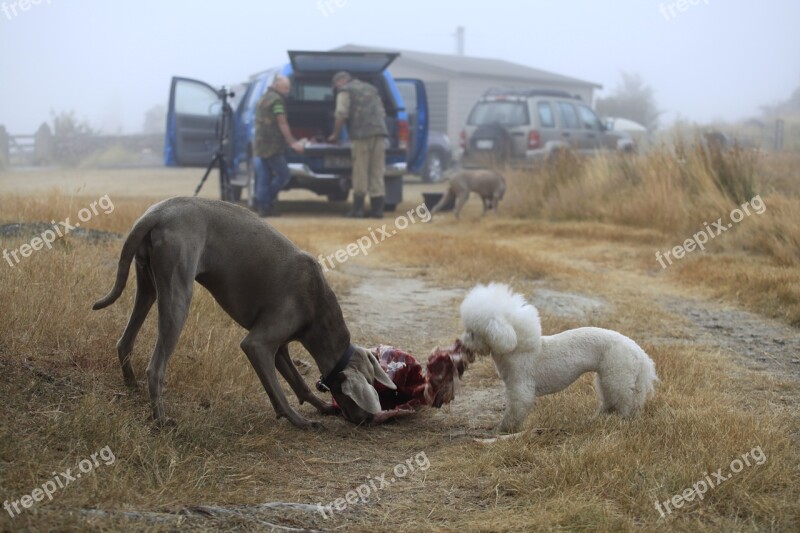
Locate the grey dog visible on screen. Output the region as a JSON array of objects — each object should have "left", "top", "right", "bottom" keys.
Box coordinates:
[
  {"left": 430, "top": 169, "right": 506, "bottom": 219},
  {"left": 93, "top": 197, "right": 395, "bottom": 429}
]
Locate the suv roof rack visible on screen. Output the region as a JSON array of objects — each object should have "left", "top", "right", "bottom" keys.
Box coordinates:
[{"left": 483, "top": 88, "right": 579, "bottom": 99}]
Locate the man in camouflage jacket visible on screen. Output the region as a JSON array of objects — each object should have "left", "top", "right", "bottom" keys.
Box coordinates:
[
  {"left": 254, "top": 76, "right": 305, "bottom": 217},
  {"left": 328, "top": 71, "right": 388, "bottom": 218}
]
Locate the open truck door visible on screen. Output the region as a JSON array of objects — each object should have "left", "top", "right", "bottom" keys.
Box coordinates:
[
  {"left": 166, "top": 76, "right": 242, "bottom": 201},
  {"left": 395, "top": 78, "right": 429, "bottom": 174},
  {"left": 165, "top": 77, "right": 227, "bottom": 167}
]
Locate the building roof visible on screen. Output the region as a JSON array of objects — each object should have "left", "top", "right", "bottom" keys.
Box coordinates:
[{"left": 333, "top": 44, "right": 602, "bottom": 89}]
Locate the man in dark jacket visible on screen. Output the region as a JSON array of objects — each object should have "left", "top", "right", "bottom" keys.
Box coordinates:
[
  {"left": 254, "top": 75, "right": 305, "bottom": 217},
  {"left": 328, "top": 71, "right": 388, "bottom": 218}
]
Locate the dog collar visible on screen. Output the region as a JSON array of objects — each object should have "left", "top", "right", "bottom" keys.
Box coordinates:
[{"left": 316, "top": 344, "right": 356, "bottom": 393}]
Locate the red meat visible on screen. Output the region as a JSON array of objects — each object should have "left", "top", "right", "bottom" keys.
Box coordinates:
[{"left": 363, "top": 340, "right": 468, "bottom": 423}]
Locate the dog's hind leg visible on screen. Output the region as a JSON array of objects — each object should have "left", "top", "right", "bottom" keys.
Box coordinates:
[
  {"left": 115, "top": 260, "right": 156, "bottom": 388},
  {"left": 275, "top": 345, "right": 337, "bottom": 416},
  {"left": 430, "top": 189, "right": 454, "bottom": 218},
  {"left": 146, "top": 244, "right": 197, "bottom": 424},
  {"left": 453, "top": 191, "right": 470, "bottom": 219},
  {"left": 241, "top": 326, "right": 321, "bottom": 430},
  {"left": 595, "top": 373, "right": 638, "bottom": 417},
  {"left": 594, "top": 374, "right": 614, "bottom": 415}
]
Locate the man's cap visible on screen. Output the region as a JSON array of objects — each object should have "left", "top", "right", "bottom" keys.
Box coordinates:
[{"left": 332, "top": 71, "right": 351, "bottom": 86}]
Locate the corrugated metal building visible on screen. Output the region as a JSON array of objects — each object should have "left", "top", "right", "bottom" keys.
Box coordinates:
[{"left": 334, "top": 44, "right": 602, "bottom": 150}]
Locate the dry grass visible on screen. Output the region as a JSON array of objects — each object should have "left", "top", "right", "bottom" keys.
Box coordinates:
[
  {"left": 503, "top": 145, "right": 800, "bottom": 325},
  {"left": 1, "top": 168, "right": 799, "bottom": 531}
]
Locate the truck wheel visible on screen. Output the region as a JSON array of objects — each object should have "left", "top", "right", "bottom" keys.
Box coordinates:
[
  {"left": 326, "top": 189, "right": 349, "bottom": 202},
  {"left": 220, "top": 178, "right": 237, "bottom": 202},
  {"left": 422, "top": 151, "right": 446, "bottom": 183},
  {"left": 246, "top": 156, "right": 257, "bottom": 209}
]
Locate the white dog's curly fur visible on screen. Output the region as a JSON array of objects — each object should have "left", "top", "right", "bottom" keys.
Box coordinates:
[{"left": 459, "top": 283, "right": 658, "bottom": 433}]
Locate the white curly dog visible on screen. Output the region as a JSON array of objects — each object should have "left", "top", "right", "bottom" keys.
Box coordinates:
[{"left": 459, "top": 283, "right": 658, "bottom": 433}]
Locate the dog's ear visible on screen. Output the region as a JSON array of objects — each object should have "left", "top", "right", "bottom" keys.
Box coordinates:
[
  {"left": 340, "top": 368, "right": 383, "bottom": 414},
  {"left": 368, "top": 352, "right": 396, "bottom": 390},
  {"left": 487, "top": 317, "right": 517, "bottom": 354}
]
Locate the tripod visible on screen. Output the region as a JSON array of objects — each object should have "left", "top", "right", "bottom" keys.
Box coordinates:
[{"left": 194, "top": 88, "right": 235, "bottom": 201}]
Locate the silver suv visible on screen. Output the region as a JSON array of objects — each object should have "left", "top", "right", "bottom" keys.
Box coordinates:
[{"left": 460, "top": 88, "right": 633, "bottom": 165}]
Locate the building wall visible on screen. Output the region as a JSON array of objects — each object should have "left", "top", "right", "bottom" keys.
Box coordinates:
[{"left": 425, "top": 81, "right": 449, "bottom": 133}]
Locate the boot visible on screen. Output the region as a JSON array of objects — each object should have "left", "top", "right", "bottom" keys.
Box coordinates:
[
  {"left": 369, "top": 196, "right": 384, "bottom": 219},
  {"left": 344, "top": 194, "right": 365, "bottom": 218}
]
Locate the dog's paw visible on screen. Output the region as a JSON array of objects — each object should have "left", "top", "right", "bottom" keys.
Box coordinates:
[
  {"left": 294, "top": 418, "right": 324, "bottom": 431},
  {"left": 151, "top": 416, "right": 178, "bottom": 432}
]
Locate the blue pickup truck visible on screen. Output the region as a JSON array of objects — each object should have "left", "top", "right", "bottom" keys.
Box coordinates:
[{"left": 165, "top": 51, "right": 428, "bottom": 210}]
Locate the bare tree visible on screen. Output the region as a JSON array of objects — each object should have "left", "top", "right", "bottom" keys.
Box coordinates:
[
  {"left": 760, "top": 86, "right": 800, "bottom": 118},
  {"left": 142, "top": 105, "right": 166, "bottom": 134},
  {"left": 596, "top": 72, "right": 662, "bottom": 131},
  {"left": 50, "top": 110, "right": 95, "bottom": 137}
]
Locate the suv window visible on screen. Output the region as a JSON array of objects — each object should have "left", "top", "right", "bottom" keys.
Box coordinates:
[
  {"left": 537, "top": 102, "right": 555, "bottom": 128},
  {"left": 577, "top": 105, "right": 603, "bottom": 131},
  {"left": 557, "top": 102, "right": 580, "bottom": 129},
  {"left": 174, "top": 80, "right": 221, "bottom": 116},
  {"left": 468, "top": 101, "right": 529, "bottom": 127},
  {"left": 292, "top": 81, "right": 335, "bottom": 102}
]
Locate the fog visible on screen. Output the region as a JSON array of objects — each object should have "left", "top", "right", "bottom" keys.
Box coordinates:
[{"left": 1, "top": 0, "right": 798, "bottom": 134}]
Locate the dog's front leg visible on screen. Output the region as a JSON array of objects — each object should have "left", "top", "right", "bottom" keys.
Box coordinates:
[
  {"left": 275, "top": 345, "right": 337, "bottom": 416},
  {"left": 497, "top": 381, "right": 536, "bottom": 434},
  {"left": 241, "top": 332, "right": 322, "bottom": 430}
]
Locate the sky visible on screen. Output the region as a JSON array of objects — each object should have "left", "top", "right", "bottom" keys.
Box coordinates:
[{"left": 1, "top": 0, "right": 798, "bottom": 134}]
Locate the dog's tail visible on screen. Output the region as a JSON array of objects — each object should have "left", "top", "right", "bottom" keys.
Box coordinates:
[
  {"left": 92, "top": 209, "right": 160, "bottom": 310},
  {"left": 496, "top": 172, "right": 506, "bottom": 200},
  {"left": 637, "top": 351, "right": 659, "bottom": 403},
  {"left": 430, "top": 188, "right": 456, "bottom": 216}
]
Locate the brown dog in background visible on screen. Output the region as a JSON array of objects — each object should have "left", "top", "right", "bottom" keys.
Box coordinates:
[{"left": 430, "top": 169, "right": 506, "bottom": 219}]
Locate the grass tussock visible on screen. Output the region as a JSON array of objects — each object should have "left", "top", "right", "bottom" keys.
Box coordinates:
[
  {"left": 505, "top": 143, "right": 800, "bottom": 266},
  {"left": 501, "top": 144, "right": 800, "bottom": 324}
]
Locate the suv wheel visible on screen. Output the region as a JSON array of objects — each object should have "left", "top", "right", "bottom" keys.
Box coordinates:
[{"left": 471, "top": 123, "right": 512, "bottom": 166}]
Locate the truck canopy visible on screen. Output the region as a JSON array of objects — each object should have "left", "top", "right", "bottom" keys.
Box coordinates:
[{"left": 288, "top": 51, "right": 399, "bottom": 75}]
